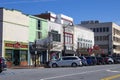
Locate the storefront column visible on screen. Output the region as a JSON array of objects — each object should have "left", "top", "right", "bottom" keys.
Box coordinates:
[
  {"left": 46, "top": 50, "right": 48, "bottom": 62},
  {"left": 28, "top": 49, "right": 31, "bottom": 66}
]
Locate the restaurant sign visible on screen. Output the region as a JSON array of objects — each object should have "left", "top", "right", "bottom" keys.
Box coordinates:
[{"left": 5, "top": 42, "right": 28, "bottom": 49}]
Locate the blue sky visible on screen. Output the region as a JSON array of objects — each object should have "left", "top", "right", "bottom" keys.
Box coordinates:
[{"left": 0, "top": 0, "right": 120, "bottom": 24}]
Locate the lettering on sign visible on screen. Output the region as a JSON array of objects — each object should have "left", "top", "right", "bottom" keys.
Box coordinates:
[{"left": 5, "top": 42, "right": 28, "bottom": 48}]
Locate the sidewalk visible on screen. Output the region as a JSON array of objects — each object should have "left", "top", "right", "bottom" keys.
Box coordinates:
[{"left": 9, "top": 65, "right": 45, "bottom": 69}]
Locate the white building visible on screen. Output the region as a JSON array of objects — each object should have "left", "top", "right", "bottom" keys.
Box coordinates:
[
  {"left": 56, "top": 14, "right": 73, "bottom": 25},
  {"left": 35, "top": 12, "right": 73, "bottom": 25},
  {"left": 73, "top": 25, "right": 94, "bottom": 56},
  {"left": 47, "top": 21, "right": 63, "bottom": 60},
  {"left": 0, "top": 8, "right": 29, "bottom": 67}
]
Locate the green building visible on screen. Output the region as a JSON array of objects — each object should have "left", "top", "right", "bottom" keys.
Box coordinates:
[{"left": 29, "top": 15, "right": 48, "bottom": 65}]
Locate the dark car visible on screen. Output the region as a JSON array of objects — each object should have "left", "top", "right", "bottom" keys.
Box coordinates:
[
  {"left": 85, "top": 56, "right": 93, "bottom": 65},
  {"left": 90, "top": 56, "right": 97, "bottom": 65},
  {"left": 79, "top": 56, "right": 88, "bottom": 66},
  {"left": 0, "top": 57, "right": 7, "bottom": 73},
  {"left": 96, "top": 57, "right": 105, "bottom": 65},
  {"left": 112, "top": 57, "right": 120, "bottom": 64}
]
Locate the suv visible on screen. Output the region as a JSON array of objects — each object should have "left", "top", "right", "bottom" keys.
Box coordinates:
[
  {"left": 0, "top": 57, "right": 7, "bottom": 73},
  {"left": 49, "top": 56, "right": 82, "bottom": 67}
]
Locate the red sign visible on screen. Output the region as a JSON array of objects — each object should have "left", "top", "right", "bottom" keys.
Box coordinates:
[
  {"left": 87, "top": 48, "right": 93, "bottom": 54},
  {"left": 93, "top": 45, "right": 100, "bottom": 50},
  {"left": 5, "top": 42, "right": 28, "bottom": 48}
]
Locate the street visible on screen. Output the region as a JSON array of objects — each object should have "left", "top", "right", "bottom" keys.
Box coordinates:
[{"left": 0, "top": 64, "right": 120, "bottom": 80}]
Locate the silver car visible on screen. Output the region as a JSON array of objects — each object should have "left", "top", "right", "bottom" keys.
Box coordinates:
[{"left": 49, "top": 56, "right": 82, "bottom": 68}]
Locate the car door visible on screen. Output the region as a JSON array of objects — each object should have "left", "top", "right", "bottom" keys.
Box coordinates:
[{"left": 59, "top": 57, "right": 70, "bottom": 66}]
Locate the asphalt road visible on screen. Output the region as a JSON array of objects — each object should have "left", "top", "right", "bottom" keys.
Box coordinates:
[{"left": 0, "top": 64, "right": 120, "bottom": 80}]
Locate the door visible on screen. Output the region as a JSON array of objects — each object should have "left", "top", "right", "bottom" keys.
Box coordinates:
[{"left": 13, "top": 50, "right": 20, "bottom": 66}]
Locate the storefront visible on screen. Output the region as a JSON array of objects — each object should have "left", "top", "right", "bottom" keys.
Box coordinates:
[{"left": 4, "top": 41, "right": 28, "bottom": 67}]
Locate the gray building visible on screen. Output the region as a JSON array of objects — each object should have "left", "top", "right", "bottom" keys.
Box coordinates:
[{"left": 79, "top": 20, "right": 120, "bottom": 56}]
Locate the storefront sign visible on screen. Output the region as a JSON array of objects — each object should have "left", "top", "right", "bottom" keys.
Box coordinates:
[{"left": 5, "top": 42, "right": 28, "bottom": 49}]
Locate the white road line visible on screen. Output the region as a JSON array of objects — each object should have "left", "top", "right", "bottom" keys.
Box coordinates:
[
  {"left": 40, "top": 67, "right": 118, "bottom": 80},
  {"left": 106, "top": 69, "right": 120, "bottom": 73}
]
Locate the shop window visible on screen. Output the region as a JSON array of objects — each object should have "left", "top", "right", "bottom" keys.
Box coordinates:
[
  {"left": 20, "top": 51, "right": 27, "bottom": 61},
  {"left": 5, "top": 49, "right": 12, "bottom": 61}
]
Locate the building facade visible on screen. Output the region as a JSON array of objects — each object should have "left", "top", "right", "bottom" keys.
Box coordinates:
[
  {"left": 35, "top": 11, "right": 73, "bottom": 25},
  {"left": 47, "top": 21, "right": 63, "bottom": 60},
  {"left": 79, "top": 20, "right": 120, "bottom": 56},
  {"left": 0, "top": 8, "right": 29, "bottom": 67},
  {"left": 73, "top": 25, "right": 94, "bottom": 56},
  {"left": 29, "top": 15, "right": 48, "bottom": 65}
]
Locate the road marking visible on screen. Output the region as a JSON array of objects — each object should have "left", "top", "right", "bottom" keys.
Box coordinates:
[
  {"left": 40, "top": 67, "right": 118, "bottom": 80},
  {"left": 101, "top": 74, "right": 120, "bottom": 80},
  {"left": 106, "top": 69, "right": 120, "bottom": 73}
]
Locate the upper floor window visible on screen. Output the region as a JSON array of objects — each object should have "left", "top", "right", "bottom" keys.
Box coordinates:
[
  {"left": 37, "top": 20, "right": 41, "bottom": 30},
  {"left": 37, "top": 31, "right": 41, "bottom": 39},
  {"left": 50, "top": 30, "right": 61, "bottom": 42}
]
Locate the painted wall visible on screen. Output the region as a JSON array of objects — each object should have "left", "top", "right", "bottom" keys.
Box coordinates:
[
  {"left": 0, "top": 8, "right": 3, "bottom": 56},
  {"left": 74, "top": 26, "right": 94, "bottom": 50},
  {"left": 2, "top": 8, "right": 29, "bottom": 42},
  {"left": 1, "top": 8, "right": 29, "bottom": 57},
  {"left": 29, "top": 16, "right": 36, "bottom": 42},
  {"left": 29, "top": 16, "right": 48, "bottom": 42},
  {"left": 48, "top": 21, "right": 63, "bottom": 51}
]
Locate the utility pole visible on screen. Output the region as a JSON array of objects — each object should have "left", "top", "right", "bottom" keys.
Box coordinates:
[
  {"left": 34, "top": 40, "right": 37, "bottom": 67},
  {"left": 63, "top": 26, "right": 66, "bottom": 56}
]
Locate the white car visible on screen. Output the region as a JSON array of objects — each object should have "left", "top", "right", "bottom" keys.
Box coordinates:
[{"left": 49, "top": 56, "right": 82, "bottom": 68}]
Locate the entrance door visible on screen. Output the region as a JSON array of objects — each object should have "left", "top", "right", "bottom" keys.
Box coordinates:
[{"left": 13, "top": 50, "right": 20, "bottom": 66}]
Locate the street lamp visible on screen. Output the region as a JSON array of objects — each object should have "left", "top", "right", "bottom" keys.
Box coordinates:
[
  {"left": 107, "top": 34, "right": 112, "bottom": 55},
  {"left": 34, "top": 40, "right": 37, "bottom": 67}
]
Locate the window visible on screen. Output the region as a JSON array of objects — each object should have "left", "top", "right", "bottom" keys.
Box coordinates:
[
  {"left": 65, "top": 33, "right": 73, "bottom": 44},
  {"left": 50, "top": 30, "right": 61, "bottom": 42},
  {"left": 103, "top": 27, "right": 105, "bottom": 32},
  {"left": 37, "top": 31, "right": 41, "bottom": 39},
  {"left": 5, "top": 49, "right": 12, "bottom": 61},
  {"left": 106, "top": 27, "right": 109, "bottom": 32},
  {"left": 100, "top": 28, "right": 102, "bottom": 32},
  {"left": 37, "top": 20, "right": 41, "bottom": 30},
  {"left": 93, "top": 28, "right": 95, "bottom": 32},
  {"left": 20, "top": 50, "right": 27, "bottom": 61},
  {"left": 97, "top": 28, "right": 99, "bottom": 32}
]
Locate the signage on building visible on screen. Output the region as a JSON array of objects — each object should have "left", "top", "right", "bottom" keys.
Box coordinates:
[{"left": 5, "top": 42, "right": 28, "bottom": 49}]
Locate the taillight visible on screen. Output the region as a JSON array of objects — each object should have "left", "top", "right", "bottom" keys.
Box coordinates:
[{"left": 0, "top": 58, "right": 2, "bottom": 64}]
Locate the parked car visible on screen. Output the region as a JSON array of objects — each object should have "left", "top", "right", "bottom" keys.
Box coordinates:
[
  {"left": 103, "top": 57, "right": 114, "bottom": 64},
  {"left": 96, "top": 57, "right": 105, "bottom": 65},
  {"left": 90, "top": 56, "right": 97, "bottom": 65},
  {"left": 79, "top": 56, "right": 88, "bottom": 66},
  {"left": 85, "top": 56, "right": 93, "bottom": 65},
  {"left": 0, "top": 57, "right": 7, "bottom": 73},
  {"left": 112, "top": 57, "right": 120, "bottom": 64},
  {"left": 49, "top": 56, "right": 82, "bottom": 68}
]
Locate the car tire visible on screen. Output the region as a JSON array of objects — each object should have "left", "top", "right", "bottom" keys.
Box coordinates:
[
  {"left": 108, "top": 61, "right": 113, "bottom": 64},
  {"left": 52, "top": 63, "right": 57, "bottom": 68},
  {"left": 0, "top": 69, "right": 2, "bottom": 73},
  {"left": 71, "top": 63, "right": 77, "bottom": 67}
]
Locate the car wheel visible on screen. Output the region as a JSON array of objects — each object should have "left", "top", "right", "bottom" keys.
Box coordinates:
[
  {"left": 0, "top": 69, "right": 2, "bottom": 73},
  {"left": 52, "top": 63, "right": 57, "bottom": 68},
  {"left": 108, "top": 61, "right": 112, "bottom": 64},
  {"left": 71, "top": 63, "right": 77, "bottom": 67}
]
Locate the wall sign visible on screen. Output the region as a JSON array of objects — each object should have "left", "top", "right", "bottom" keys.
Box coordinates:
[{"left": 5, "top": 42, "right": 28, "bottom": 49}]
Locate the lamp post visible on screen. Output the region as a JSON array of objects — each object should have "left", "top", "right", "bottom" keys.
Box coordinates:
[
  {"left": 107, "top": 34, "right": 111, "bottom": 55},
  {"left": 34, "top": 40, "right": 37, "bottom": 67},
  {"left": 63, "top": 26, "right": 66, "bottom": 56}
]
